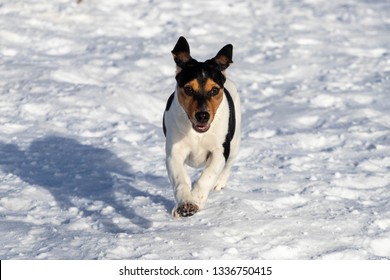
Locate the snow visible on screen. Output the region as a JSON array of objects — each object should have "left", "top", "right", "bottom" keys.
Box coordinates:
[{"left": 0, "top": 0, "right": 389, "bottom": 260}]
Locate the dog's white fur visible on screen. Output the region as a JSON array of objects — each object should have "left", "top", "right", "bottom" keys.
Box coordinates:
[{"left": 164, "top": 78, "right": 241, "bottom": 216}]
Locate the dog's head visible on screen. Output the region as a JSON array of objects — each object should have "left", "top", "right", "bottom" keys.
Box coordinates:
[{"left": 172, "top": 36, "right": 233, "bottom": 133}]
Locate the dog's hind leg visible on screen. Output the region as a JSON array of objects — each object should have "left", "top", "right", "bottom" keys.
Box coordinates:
[
  {"left": 213, "top": 163, "right": 233, "bottom": 191},
  {"left": 215, "top": 133, "right": 240, "bottom": 191}
]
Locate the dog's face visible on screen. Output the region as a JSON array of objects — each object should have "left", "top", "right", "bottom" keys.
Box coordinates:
[{"left": 172, "top": 37, "right": 233, "bottom": 133}]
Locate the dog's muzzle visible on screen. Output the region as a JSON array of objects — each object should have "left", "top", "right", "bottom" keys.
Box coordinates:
[{"left": 193, "top": 111, "right": 210, "bottom": 133}]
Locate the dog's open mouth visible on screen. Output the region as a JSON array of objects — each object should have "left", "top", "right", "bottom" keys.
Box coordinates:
[{"left": 192, "top": 123, "right": 210, "bottom": 133}]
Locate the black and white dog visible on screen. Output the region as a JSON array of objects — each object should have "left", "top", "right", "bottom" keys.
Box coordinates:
[{"left": 163, "top": 37, "right": 241, "bottom": 217}]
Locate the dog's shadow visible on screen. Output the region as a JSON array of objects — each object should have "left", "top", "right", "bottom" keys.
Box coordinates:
[{"left": 0, "top": 136, "right": 172, "bottom": 233}]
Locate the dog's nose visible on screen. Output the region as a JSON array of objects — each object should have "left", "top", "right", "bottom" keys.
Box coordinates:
[{"left": 195, "top": 111, "right": 210, "bottom": 124}]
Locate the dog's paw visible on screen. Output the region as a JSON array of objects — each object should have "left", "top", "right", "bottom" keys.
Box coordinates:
[
  {"left": 213, "top": 176, "right": 228, "bottom": 191},
  {"left": 172, "top": 202, "right": 199, "bottom": 218},
  {"left": 213, "top": 184, "right": 225, "bottom": 191}
]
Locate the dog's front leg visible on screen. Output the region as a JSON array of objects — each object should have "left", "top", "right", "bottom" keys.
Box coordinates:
[
  {"left": 166, "top": 148, "right": 199, "bottom": 217},
  {"left": 192, "top": 151, "right": 226, "bottom": 209}
]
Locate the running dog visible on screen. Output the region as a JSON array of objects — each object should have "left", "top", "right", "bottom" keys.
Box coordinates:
[{"left": 163, "top": 36, "right": 241, "bottom": 217}]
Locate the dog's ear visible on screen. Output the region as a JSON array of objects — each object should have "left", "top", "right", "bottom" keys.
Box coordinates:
[
  {"left": 172, "top": 36, "right": 193, "bottom": 69},
  {"left": 211, "top": 44, "right": 233, "bottom": 71}
]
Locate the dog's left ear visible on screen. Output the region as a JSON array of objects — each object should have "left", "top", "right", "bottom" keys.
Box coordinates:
[{"left": 211, "top": 44, "right": 233, "bottom": 71}]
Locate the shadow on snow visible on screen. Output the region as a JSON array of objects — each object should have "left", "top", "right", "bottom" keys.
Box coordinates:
[{"left": 0, "top": 136, "right": 172, "bottom": 233}]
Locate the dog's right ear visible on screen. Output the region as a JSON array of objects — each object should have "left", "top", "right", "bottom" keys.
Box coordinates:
[{"left": 172, "top": 36, "right": 193, "bottom": 70}]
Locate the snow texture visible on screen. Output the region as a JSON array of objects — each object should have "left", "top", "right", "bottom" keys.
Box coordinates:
[{"left": 0, "top": 0, "right": 389, "bottom": 260}]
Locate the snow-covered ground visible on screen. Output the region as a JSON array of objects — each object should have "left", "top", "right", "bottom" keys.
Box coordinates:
[{"left": 0, "top": 0, "right": 389, "bottom": 259}]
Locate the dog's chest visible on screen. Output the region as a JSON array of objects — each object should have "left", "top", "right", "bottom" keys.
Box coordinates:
[
  {"left": 184, "top": 110, "right": 228, "bottom": 168},
  {"left": 183, "top": 133, "right": 219, "bottom": 168}
]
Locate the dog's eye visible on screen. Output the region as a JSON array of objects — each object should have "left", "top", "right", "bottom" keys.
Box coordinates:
[
  {"left": 184, "top": 86, "right": 195, "bottom": 96},
  {"left": 209, "top": 87, "right": 220, "bottom": 96}
]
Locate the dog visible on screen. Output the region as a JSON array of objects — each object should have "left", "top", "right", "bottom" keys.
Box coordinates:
[{"left": 163, "top": 37, "right": 241, "bottom": 217}]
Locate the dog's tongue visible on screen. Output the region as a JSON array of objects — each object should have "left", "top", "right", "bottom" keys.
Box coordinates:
[{"left": 193, "top": 123, "right": 210, "bottom": 133}]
